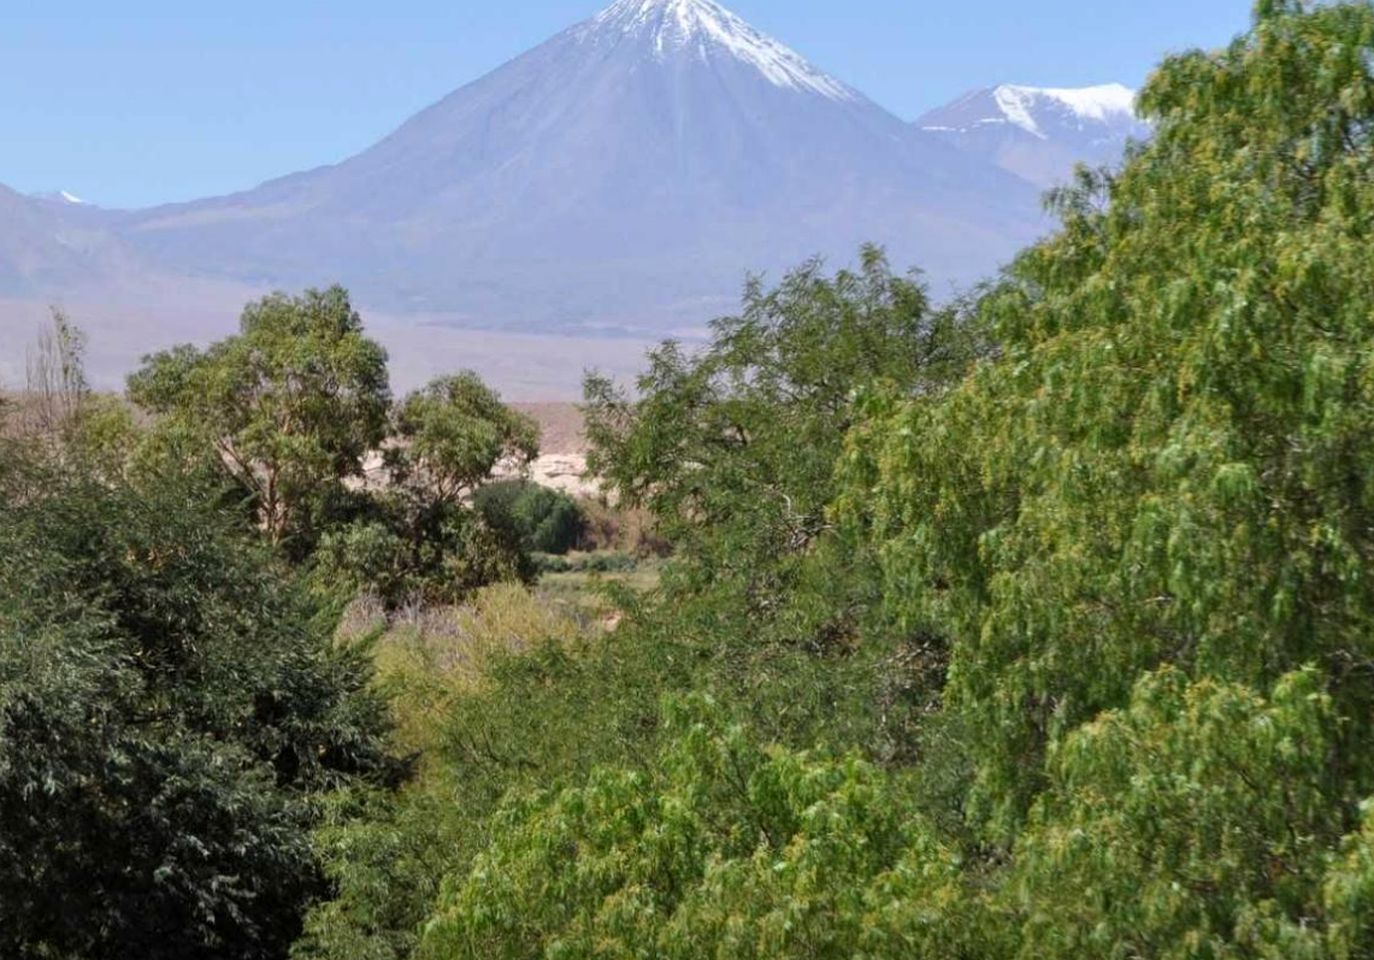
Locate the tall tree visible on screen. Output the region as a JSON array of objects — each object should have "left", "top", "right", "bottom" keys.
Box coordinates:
[
  {"left": 128, "top": 287, "right": 391, "bottom": 547},
  {"left": 584, "top": 247, "right": 978, "bottom": 587},
  {"left": 843, "top": 0, "right": 1374, "bottom": 836}
]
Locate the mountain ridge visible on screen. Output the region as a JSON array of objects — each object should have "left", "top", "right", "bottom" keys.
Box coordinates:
[
  {"left": 917, "top": 81, "right": 1150, "bottom": 188},
  {"left": 0, "top": 0, "right": 1138, "bottom": 393}
]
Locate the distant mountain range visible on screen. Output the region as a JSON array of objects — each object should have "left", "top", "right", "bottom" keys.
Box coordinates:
[
  {"left": 0, "top": 0, "right": 1147, "bottom": 392},
  {"left": 0, "top": 183, "right": 164, "bottom": 298}
]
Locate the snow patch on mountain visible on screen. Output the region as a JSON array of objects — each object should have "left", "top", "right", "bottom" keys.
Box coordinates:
[
  {"left": 924, "top": 83, "right": 1139, "bottom": 139},
  {"left": 32, "top": 189, "right": 89, "bottom": 206},
  {"left": 991, "top": 83, "right": 1137, "bottom": 138},
  {"left": 917, "top": 82, "right": 1148, "bottom": 188},
  {"left": 591, "top": 0, "right": 856, "bottom": 101}
]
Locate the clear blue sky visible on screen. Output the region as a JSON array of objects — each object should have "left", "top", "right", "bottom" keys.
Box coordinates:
[{"left": 2, "top": 0, "right": 1255, "bottom": 208}]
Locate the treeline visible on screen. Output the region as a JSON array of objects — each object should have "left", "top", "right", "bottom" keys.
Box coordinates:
[
  {"left": 0, "top": 289, "right": 601, "bottom": 957},
  {"left": 7, "top": 1, "right": 1374, "bottom": 957}
]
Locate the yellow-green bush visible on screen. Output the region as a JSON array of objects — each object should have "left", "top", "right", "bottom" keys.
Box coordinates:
[{"left": 360, "top": 584, "right": 583, "bottom": 759}]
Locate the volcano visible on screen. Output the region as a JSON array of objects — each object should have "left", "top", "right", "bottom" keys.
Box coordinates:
[{"left": 104, "top": 0, "right": 1045, "bottom": 334}]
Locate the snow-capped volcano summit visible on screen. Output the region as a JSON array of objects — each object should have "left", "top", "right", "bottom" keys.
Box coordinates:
[
  {"left": 919, "top": 82, "right": 1149, "bottom": 188},
  {"left": 0, "top": 0, "right": 1049, "bottom": 363},
  {"left": 110, "top": 0, "right": 1043, "bottom": 329},
  {"left": 588, "top": 0, "right": 857, "bottom": 100}
]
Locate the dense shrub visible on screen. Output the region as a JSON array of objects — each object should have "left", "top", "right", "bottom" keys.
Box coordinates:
[
  {"left": 295, "top": 586, "right": 584, "bottom": 960},
  {"left": 474, "top": 480, "right": 584, "bottom": 556},
  {"left": 1010, "top": 667, "right": 1347, "bottom": 957}
]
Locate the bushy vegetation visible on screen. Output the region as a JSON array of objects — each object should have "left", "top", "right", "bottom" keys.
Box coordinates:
[
  {"left": 127, "top": 290, "right": 539, "bottom": 604},
  {"left": 0, "top": 453, "right": 396, "bottom": 959},
  {"left": 474, "top": 480, "right": 584, "bottom": 556},
  {"left": 0, "top": 291, "right": 555, "bottom": 958},
  {"left": 418, "top": 697, "right": 976, "bottom": 960},
  {"left": 10, "top": 3, "right": 1374, "bottom": 958}
]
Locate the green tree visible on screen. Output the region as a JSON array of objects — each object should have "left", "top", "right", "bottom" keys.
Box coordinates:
[
  {"left": 577, "top": 248, "right": 983, "bottom": 773},
  {"left": 0, "top": 463, "right": 396, "bottom": 959},
  {"left": 128, "top": 287, "right": 391, "bottom": 548},
  {"left": 389, "top": 373, "right": 538, "bottom": 505},
  {"left": 417, "top": 699, "right": 981, "bottom": 960},
  {"left": 585, "top": 247, "right": 977, "bottom": 585},
  {"left": 315, "top": 373, "right": 539, "bottom": 606},
  {"left": 842, "top": 0, "right": 1374, "bottom": 836},
  {"left": 1012, "top": 667, "right": 1344, "bottom": 958}
]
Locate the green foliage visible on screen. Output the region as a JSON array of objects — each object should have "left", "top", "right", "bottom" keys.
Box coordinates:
[
  {"left": 1322, "top": 803, "right": 1374, "bottom": 960},
  {"left": 389, "top": 374, "right": 538, "bottom": 505},
  {"left": 296, "top": 587, "right": 587, "bottom": 960},
  {"left": 128, "top": 286, "right": 392, "bottom": 548},
  {"left": 314, "top": 500, "right": 531, "bottom": 609},
  {"left": 0, "top": 465, "right": 396, "bottom": 959},
  {"left": 64, "top": 392, "right": 143, "bottom": 480},
  {"left": 584, "top": 246, "right": 978, "bottom": 584},
  {"left": 474, "top": 480, "right": 585, "bottom": 556},
  {"left": 295, "top": 248, "right": 987, "bottom": 960},
  {"left": 418, "top": 699, "right": 982, "bottom": 960},
  {"left": 841, "top": 0, "right": 1374, "bottom": 836},
  {"left": 319, "top": 373, "right": 539, "bottom": 605},
  {"left": 577, "top": 247, "right": 979, "bottom": 766},
  {"left": 295, "top": 786, "right": 470, "bottom": 960},
  {"left": 573, "top": 496, "right": 669, "bottom": 557},
  {"left": 130, "top": 299, "right": 539, "bottom": 603},
  {"left": 1013, "top": 667, "right": 1344, "bottom": 958}
]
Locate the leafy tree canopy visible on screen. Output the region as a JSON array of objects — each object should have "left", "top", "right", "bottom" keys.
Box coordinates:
[
  {"left": 584, "top": 247, "right": 979, "bottom": 587},
  {"left": 128, "top": 286, "right": 391, "bottom": 547},
  {"left": 389, "top": 373, "right": 538, "bottom": 505},
  {"left": 841, "top": 0, "right": 1374, "bottom": 835},
  {"left": 0, "top": 462, "right": 396, "bottom": 959},
  {"left": 418, "top": 698, "right": 981, "bottom": 960}
]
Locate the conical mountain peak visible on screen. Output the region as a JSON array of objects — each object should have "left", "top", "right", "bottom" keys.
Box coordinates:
[
  {"left": 82, "top": 0, "right": 1045, "bottom": 348},
  {"left": 586, "top": 0, "right": 857, "bottom": 101}
]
